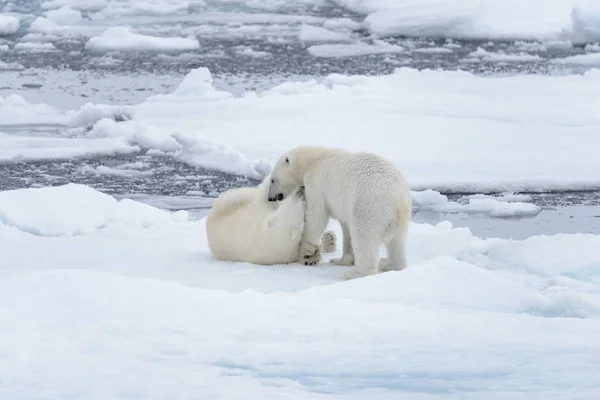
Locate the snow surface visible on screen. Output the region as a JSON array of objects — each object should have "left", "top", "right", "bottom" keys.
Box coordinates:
[
  {"left": 0, "top": 14, "right": 20, "bottom": 35},
  {"left": 1, "top": 183, "right": 599, "bottom": 399},
  {"left": 4, "top": 66, "right": 599, "bottom": 192},
  {"left": 339, "top": 0, "right": 600, "bottom": 43},
  {"left": 85, "top": 26, "right": 200, "bottom": 53}
]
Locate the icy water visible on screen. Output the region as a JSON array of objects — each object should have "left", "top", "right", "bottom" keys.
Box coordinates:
[{"left": 2, "top": 0, "right": 599, "bottom": 239}]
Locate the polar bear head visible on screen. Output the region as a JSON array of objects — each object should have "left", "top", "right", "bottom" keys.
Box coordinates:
[{"left": 267, "top": 153, "right": 301, "bottom": 202}]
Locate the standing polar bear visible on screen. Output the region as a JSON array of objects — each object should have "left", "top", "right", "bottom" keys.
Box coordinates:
[
  {"left": 268, "top": 146, "right": 412, "bottom": 280},
  {"left": 206, "top": 175, "right": 336, "bottom": 265}
]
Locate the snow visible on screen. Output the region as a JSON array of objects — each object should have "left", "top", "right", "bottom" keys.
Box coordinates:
[
  {"left": 1, "top": 183, "right": 600, "bottom": 398},
  {"left": 85, "top": 26, "right": 200, "bottom": 53},
  {"left": 299, "top": 24, "right": 352, "bottom": 42},
  {"left": 335, "top": 0, "right": 600, "bottom": 43},
  {"left": 3, "top": 67, "right": 600, "bottom": 191},
  {"left": 552, "top": 52, "right": 600, "bottom": 65},
  {"left": 0, "top": 14, "right": 20, "bottom": 35}
]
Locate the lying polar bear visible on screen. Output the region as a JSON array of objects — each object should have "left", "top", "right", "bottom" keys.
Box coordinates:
[{"left": 206, "top": 176, "right": 336, "bottom": 265}]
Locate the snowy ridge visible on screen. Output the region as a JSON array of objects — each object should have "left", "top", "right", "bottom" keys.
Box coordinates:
[
  {"left": 2, "top": 67, "right": 600, "bottom": 191},
  {"left": 0, "top": 183, "right": 599, "bottom": 398}
]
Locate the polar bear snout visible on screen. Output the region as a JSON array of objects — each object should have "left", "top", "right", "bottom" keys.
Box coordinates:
[{"left": 268, "top": 193, "right": 284, "bottom": 202}]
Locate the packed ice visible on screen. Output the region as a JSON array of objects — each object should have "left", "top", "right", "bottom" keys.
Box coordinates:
[
  {"left": 3, "top": 66, "right": 600, "bottom": 191},
  {"left": 1, "top": 183, "right": 599, "bottom": 399},
  {"left": 85, "top": 26, "right": 200, "bottom": 53}
]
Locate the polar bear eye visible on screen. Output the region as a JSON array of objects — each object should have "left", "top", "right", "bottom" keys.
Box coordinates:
[{"left": 270, "top": 178, "right": 275, "bottom": 184}]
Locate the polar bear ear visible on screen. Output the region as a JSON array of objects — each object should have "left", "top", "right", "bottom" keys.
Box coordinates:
[{"left": 284, "top": 156, "right": 290, "bottom": 165}]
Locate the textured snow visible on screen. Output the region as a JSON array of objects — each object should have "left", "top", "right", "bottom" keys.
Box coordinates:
[
  {"left": 2, "top": 67, "right": 600, "bottom": 191},
  {"left": 0, "top": 14, "right": 19, "bottom": 35},
  {"left": 0, "top": 183, "right": 599, "bottom": 399},
  {"left": 336, "top": 0, "right": 600, "bottom": 43},
  {"left": 85, "top": 26, "right": 200, "bottom": 53}
]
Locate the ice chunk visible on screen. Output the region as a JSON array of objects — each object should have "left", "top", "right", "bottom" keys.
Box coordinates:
[
  {"left": 29, "top": 17, "right": 64, "bottom": 34},
  {"left": 299, "top": 24, "right": 352, "bottom": 42},
  {"left": 322, "top": 17, "right": 363, "bottom": 31},
  {"left": 413, "top": 46, "right": 453, "bottom": 54},
  {"left": 551, "top": 52, "right": 600, "bottom": 65},
  {"left": 334, "top": 0, "right": 600, "bottom": 43},
  {"left": 85, "top": 26, "right": 200, "bottom": 53},
  {"left": 0, "top": 14, "right": 20, "bottom": 35},
  {"left": 308, "top": 41, "right": 404, "bottom": 57},
  {"left": 363, "top": 0, "right": 477, "bottom": 39},
  {"left": 570, "top": 2, "right": 600, "bottom": 43},
  {"left": 13, "top": 42, "right": 57, "bottom": 51},
  {"left": 45, "top": 5, "right": 82, "bottom": 25},
  {"left": 0, "top": 183, "right": 185, "bottom": 237},
  {"left": 464, "top": 47, "right": 542, "bottom": 62},
  {"left": 413, "top": 190, "right": 541, "bottom": 218}
]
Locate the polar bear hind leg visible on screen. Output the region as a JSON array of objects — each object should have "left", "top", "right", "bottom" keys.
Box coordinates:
[{"left": 379, "top": 229, "right": 407, "bottom": 272}]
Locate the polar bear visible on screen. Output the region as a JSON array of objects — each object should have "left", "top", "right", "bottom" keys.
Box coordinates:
[
  {"left": 206, "top": 175, "right": 337, "bottom": 265},
  {"left": 267, "top": 146, "right": 412, "bottom": 279}
]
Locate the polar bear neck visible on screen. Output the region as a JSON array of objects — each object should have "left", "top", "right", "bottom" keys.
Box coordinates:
[{"left": 290, "top": 146, "right": 347, "bottom": 178}]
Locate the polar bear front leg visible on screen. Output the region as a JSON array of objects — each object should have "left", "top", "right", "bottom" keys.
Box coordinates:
[
  {"left": 266, "top": 186, "right": 306, "bottom": 239},
  {"left": 300, "top": 192, "right": 329, "bottom": 266},
  {"left": 329, "top": 222, "right": 354, "bottom": 266}
]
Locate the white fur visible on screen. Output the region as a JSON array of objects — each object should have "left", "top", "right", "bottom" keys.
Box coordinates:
[
  {"left": 268, "top": 146, "right": 412, "bottom": 279},
  {"left": 206, "top": 176, "right": 336, "bottom": 265}
]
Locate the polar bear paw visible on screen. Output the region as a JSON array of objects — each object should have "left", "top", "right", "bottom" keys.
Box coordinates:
[
  {"left": 300, "top": 241, "right": 321, "bottom": 266},
  {"left": 378, "top": 257, "right": 406, "bottom": 272},
  {"left": 320, "top": 230, "right": 337, "bottom": 253}
]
